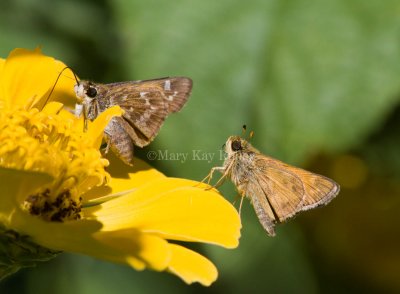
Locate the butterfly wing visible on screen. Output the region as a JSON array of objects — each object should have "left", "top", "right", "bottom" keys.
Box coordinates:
[
  {"left": 109, "top": 77, "right": 192, "bottom": 146},
  {"left": 251, "top": 156, "right": 339, "bottom": 223},
  {"left": 294, "top": 168, "right": 340, "bottom": 211},
  {"left": 245, "top": 177, "right": 278, "bottom": 236},
  {"left": 103, "top": 117, "right": 136, "bottom": 165},
  {"left": 252, "top": 157, "right": 305, "bottom": 222}
]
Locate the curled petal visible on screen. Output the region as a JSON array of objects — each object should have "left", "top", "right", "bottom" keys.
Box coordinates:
[
  {"left": 87, "top": 106, "right": 123, "bottom": 149},
  {"left": 167, "top": 244, "right": 217, "bottom": 286},
  {"left": 94, "top": 229, "right": 171, "bottom": 271}
]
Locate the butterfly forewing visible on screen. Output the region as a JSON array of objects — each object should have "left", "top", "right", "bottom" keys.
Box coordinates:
[
  {"left": 160, "top": 77, "right": 193, "bottom": 113},
  {"left": 255, "top": 156, "right": 339, "bottom": 222},
  {"left": 111, "top": 77, "right": 192, "bottom": 143},
  {"left": 114, "top": 89, "right": 168, "bottom": 142},
  {"left": 288, "top": 168, "right": 340, "bottom": 211},
  {"left": 254, "top": 160, "right": 306, "bottom": 222}
]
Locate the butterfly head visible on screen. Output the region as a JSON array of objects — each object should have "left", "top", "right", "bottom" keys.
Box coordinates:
[
  {"left": 74, "top": 80, "right": 100, "bottom": 102},
  {"left": 74, "top": 81, "right": 109, "bottom": 120},
  {"left": 224, "top": 136, "right": 247, "bottom": 155},
  {"left": 224, "top": 136, "right": 260, "bottom": 159}
]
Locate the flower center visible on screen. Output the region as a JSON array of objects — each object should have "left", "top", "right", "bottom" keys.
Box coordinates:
[
  {"left": 0, "top": 106, "right": 109, "bottom": 222},
  {"left": 23, "top": 189, "right": 82, "bottom": 222}
]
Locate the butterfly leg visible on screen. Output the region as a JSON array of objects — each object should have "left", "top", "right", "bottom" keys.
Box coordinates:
[
  {"left": 201, "top": 166, "right": 225, "bottom": 185},
  {"left": 231, "top": 191, "right": 246, "bottom": 216},
  {"left": 203, "top": 167, "right": 229, "bottom": 191},
  {"left": 212, "top": 169, "right": 228, "bottom": 188},
  {"left": 103, "top": 139, "right": 111, "bottom": 154},
  {"left": 196, "top": 166, "right": 223, "bottom": 190},
  {"left": 199, "top": 173, "right": 212, "bottom": 185},
  {"left": 238, "top": 194, "right": 245, "bottom": 215}
]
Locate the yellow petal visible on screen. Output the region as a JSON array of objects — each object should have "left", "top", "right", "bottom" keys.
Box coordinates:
[
  {"left": 167, "top": 243, "right": 217, "bottom": 286},
  {"left": 82, "top": 157, "right": 165, "bottom": 202},
  {"left": 41, "top": 101, "right": 64, "bottom": 115},
  {"left": 10, "top": 210, "right": 171, "bottom": 272},
  {"left": 0, "top": 167, "right": 170, "bottom": 274},
  {"left": 57, "top": 107, "right": 82, "bottom": 129},
  {"left": 94, "top": 229, "right": 171, "bottom": 271},
  {"left": 0, "top": 48, "right": 58, "bottom": 109},
  {"left": 86, "top": 178, "right": 241, "bottom": 248},
  {"left": 9, "top": 209, "right": 130, "bottom": 269}
]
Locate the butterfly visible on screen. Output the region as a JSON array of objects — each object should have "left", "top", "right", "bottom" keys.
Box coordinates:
[
  {"left": 74, "top": 77, "right": 192, "bottom": 165},
  {"left": 206, "top": 135, "right": 340, "bottom": 236}
]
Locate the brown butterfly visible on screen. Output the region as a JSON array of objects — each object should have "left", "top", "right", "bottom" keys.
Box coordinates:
[
  {"left": 74, "top": 77, "right": 192, "bottom": 165},
  {"left": 206, "top": 136, "right": 340, "bottom": 236}
]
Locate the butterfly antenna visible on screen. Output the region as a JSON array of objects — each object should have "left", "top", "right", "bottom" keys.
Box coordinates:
[
  {"left": 242, "top": 124, "right": 254, "bottom": 141},
  {"left": 41, "top": 66, "right": 79, "bottom": 110},
  {"left": 249, "top": 130, "right": 254, "bottom": 140},
  {"left": 242, "top": 124, "right": 247, "bottom": 136}
]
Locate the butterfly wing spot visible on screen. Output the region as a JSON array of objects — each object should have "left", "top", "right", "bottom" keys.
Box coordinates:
[
  {"left": 291, "top": 184, "right": 300, "bottom": 193},
  {"left": 162, "top": 78, "right": 192, "bottom": 112},
  {"left": 138, "top": 112, "right": 152, "bottom": 124},
  {"left": 164, "top": 80, "right": 171, "bottom": 91},
  {"left": 166, "top": 91, "right": 179, "bottom": 101},
  {"left": 280, "top": 179, "right": 299, "bottom": 194}
]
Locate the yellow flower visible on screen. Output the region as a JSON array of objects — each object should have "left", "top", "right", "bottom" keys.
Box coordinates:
[{"left": 0, "top": 48, "right": 241, "bottom": 286}]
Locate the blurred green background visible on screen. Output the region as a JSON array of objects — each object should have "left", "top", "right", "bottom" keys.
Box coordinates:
[{"left": 1, "top": 0, "right": 400, "bottom": 293}]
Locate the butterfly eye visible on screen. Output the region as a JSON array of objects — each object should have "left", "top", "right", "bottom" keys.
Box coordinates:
[
  {"left": 86, "top": 86, "right": 97, "bottom": 98},
  {"left": 231, "top": 140, "right": 242, "bottom": 151}
]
